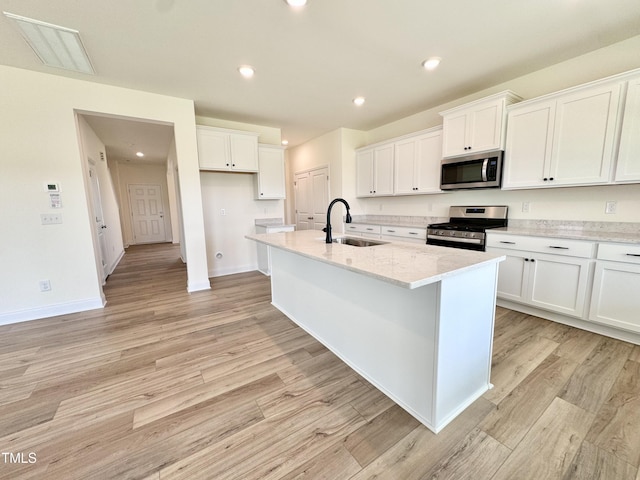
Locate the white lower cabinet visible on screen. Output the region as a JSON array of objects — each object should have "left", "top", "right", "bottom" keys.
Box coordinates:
[
  {"left": 487, "top": 233, "right": 595, "bottom": 318},
  {"left": 380, "top": 225, "right": 427, "bottom": 244},
  {"left": 344, "top": 223, "right": 381, "bottom": 239},
  {"left": 589, "top": 243, "right": 640, "bottom": 333}
]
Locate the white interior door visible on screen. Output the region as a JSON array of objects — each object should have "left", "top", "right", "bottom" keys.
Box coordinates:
[
  {"left": 128, "top": 184, "right": 166, "bottom": 244},
  {"left": 311, "top": 168, "right": 328, "bottom": 230},
  {"left": 295, "top": 172, "right": 312, "bottom": 230},
  {"left": 88, "top": 165, "right": 108, "bottom": 282},
  {"left": 294, "top": 167, "right": 329, "bottom": 231}
]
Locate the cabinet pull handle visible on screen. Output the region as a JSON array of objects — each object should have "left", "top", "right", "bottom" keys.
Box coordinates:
[
  {"left": 366, "top": 228, "right": 374, "bottom": 231},
  {"left": 548, "top": 246, "right": 569, "bottom": 250},
  {"left": 307, "top": 217, "right": 313, "bottom": 220},
  {"left": 387, "top": 230, "right": 396, "bottom": 233},
  {"left": 500, "top": 241, "right": 516, "bottom": 244},
  {"left": 409, "top": 232, "right": 418, "bottom": 235},
  {"left": 626, "top": 253, "right": 640, "bottom": 257}
]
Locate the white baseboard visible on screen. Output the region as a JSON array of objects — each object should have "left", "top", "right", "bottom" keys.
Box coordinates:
[
  {"left": 108, "top": 249, "right": 125, "bottom": 275},
  {"left": 187, "top": 280, "right": 211, "bottom": 293},
  {"left": 497, "top": 299, "right": 640, "bottom": 346},
  {"left": 209, "top": 264, "right": 258, "bottom": 278},
  {"left": 0, "top": 297, "right": 106, "bottom": 326}
]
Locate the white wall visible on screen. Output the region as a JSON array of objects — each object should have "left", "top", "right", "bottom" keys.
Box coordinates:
[
  {"left": 0, "top": 65, "right": 209, "bottom": 324},
  {"left": 288, "top": 36, "right": 640, "bottom": 226},
  {"left": 114, "top": 162, "right": 174, "bottom": 246},
  {"left": 200, "top": 172, "right": 284, "bottom": 277}
]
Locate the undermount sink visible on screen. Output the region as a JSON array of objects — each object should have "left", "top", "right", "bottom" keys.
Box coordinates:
[{"left": 332, "top": 237, "right": 388, "bottom": 247}]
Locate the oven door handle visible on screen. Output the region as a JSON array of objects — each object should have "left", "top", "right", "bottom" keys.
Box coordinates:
[{"left": 481, "top": 158, "right": 489, "bottom": 182}]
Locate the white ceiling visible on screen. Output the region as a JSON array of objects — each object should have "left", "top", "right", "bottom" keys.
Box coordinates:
[{"left": 2, "top": 0, "right": 640, "bottom": 160}]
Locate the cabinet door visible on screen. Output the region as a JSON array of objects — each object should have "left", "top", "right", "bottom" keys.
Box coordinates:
[
  {"left": 196, "top": 128, "right": 230, "bottom": 170},
  {"left": 615, "top": 76, "right": 640, "bottom": 182},
  {"left": 469, "top": 99, "right": 502, "bottom": 153},
  {"left": 256, "top": 146, "right": 285, "bottom": 199},
  {"left": 549, "top": 83, "right": 621, "bottom": 186},
  {"left": 442, "top": 112, "right": 469, "bottom": 158},
  {"left": 373, "top": 144, "right": 394, "bottom": 195},
  {"left": 502, "top": 100, "right": 555, "bottom": 189},
  {"left": 528, "top": 254, "right": 591, "bottom": 318},
  {"left": 488, "top": 248, "right": 529, "bottom": 302},
  {"left": 415, "top": 131, "right": 443, "bottom": 193},
  {"left": 356, "top": 150, "right": 375, "bottom": 197},
  {"left": 393, "top": 138, "right": 417, "bottom": 195},
  {"left": 589, "top": 261, "right": 640, "bottom": 333},
  {"left": 229, "top": 134, "right": 258, "bottom": 171}
]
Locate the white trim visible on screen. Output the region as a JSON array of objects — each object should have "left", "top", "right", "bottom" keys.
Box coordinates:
[
  {"left": 187, "top": 280, "right": 211, "bottom": 292},
  {"left": 208, "top": 264, "right": 257, "bottom": 278},
  {"left": 0, "top": 297, "right": 105, "bottom": 326},
  {"left": 497, "top": 299, "right": 640, "bottom": 346},
  {"left": 107, "top": 249, "right": 125, "bottom": 276}
]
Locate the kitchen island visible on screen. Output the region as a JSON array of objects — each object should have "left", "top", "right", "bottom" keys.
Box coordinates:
[{"left": 246, "top": 230, "right": 505, "bottom": 433}]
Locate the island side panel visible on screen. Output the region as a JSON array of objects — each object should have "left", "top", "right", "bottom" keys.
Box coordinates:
[
  {"left": 433, "top": 262, "right": 499, "bottom": 429},
  {"left": 269, "top": 247, "right": 439, "bottom": 430}
]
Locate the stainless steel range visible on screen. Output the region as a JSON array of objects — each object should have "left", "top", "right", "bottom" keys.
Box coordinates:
[{"left": 427, "top": 206, "right": 508, "bottom": 251}]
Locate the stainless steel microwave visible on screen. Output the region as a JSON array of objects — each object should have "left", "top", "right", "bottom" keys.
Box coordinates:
[{"left": 440, "top": 150, "right": 504, "bottom": 190}]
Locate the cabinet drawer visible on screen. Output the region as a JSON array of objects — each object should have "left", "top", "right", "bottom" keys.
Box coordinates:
[
  {"left": 486, "top": 233, "right": 595, "bottom": 258},
  {"left": 597, "top": 243, "right": 640, "bottom": 264},
  {"left": 381, "top": 226, "right": 427, "bottom": 240},
  {"left": 345, "top": 224, "right": 381, "bottom": 235}
]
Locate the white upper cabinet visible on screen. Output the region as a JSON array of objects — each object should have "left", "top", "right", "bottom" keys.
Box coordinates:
[
  {"left": 440, "top": 91, "right": 522, "bottom": 158},
  {"left": 255, "top": 145, "right": 286, "bottom": 200},
  {"left": 196, "top": 125, "right": 259, "bottom": 172},
  {"left": 615, "top": 75, "right": 640, "bottom": 183},
  {"left": 550, "top": 83, "right": 621, "bottom": 186},
  {"left": 356, "top": 144, "right": 394, "bottom": 197},
  {"left": 503, "top": 77, "right": 627, "bottom": 189},
  {"left": 502, "top": 100, "right": 556, "bottom": 188},
  {"left": 393, "top": 128, "right": 442, "bottom": 195}
]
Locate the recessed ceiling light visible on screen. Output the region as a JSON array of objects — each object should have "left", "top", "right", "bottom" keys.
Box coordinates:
[
  {"left": 281, "top": 140, "right": 289, "bottom": 146},
  {"left": 136, "top": 152, "right": 144, "bottom": 158},
  {"left": 285, "top": 0, "right": 308, "bottom": 7},
  {"left": 3, "top": 11, "right": 95, "bottom": 74},
  {"left": 238, "top": 65, "right": 255, "bottom": 78},
  {"left": 422, "top": 57, "right": 441, "bottom": 71},
  {"left": 353, "top": 96, "right": 366, "bottom": 106}
]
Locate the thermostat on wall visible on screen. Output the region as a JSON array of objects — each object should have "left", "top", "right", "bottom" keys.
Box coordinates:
[{"left": 45, "top": 183, "right": 60, "bottom": 192}]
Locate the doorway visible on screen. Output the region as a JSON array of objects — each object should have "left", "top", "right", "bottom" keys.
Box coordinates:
[
  {"left": 88, "top": 162, "right": 109, "bottom": 283},
  {"left": 294, "top": 166, "right": 329, "bottom": 231}
]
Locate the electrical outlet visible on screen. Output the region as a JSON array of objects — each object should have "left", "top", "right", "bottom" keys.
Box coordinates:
[
  {"left": 220, "top": 208, "right": 226, "bottom": 216},
  {"left": 605, "top": 201, "right": 617, "bottom": 214},
  {"left": 40, "top": 213, "right": 62, "bottom": 224},
  {"left": 39, "top": 280, "right": 51, "bottom": 292},
  {"left": 522, "top": 202, "right": 530, "bottom": 213}
]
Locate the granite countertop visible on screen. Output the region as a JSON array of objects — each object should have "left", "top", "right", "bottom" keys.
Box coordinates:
[
  {"left": 246, "top": 229, "right": 504, "bottom": 290},
  {"left": 490, "top": 225, "right": 640, "bottom": 245},
  {"left": 349, "top": 215, "right": 639, "bottom": 245},
  {"left": 254, "top": 218, "right": 296, "bottom": 228}
]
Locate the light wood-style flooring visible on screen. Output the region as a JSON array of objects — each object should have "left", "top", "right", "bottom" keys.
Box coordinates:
[{"left": 1, "top": 243, "right": 640, "bottom": 479}]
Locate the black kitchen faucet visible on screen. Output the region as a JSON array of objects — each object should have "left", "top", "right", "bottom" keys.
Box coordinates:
[{"left": 324, "top": 198, "right": 352, "bottom": 243}]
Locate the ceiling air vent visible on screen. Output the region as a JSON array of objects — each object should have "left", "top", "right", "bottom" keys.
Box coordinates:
[{"left": 3, "top": 12, "right": 95, "bottom": 74}]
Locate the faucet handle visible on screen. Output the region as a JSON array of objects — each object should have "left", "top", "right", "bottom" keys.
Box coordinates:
[{"left": 322, "top": 227, "right": 327, "bottom": 232}]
